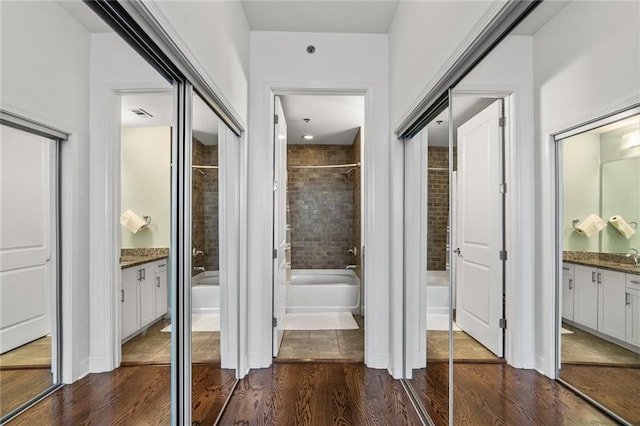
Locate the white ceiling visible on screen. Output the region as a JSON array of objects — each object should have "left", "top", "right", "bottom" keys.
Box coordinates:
[
  {"left": 121, "top": 93, "right": 219, "bottom": 145},
  {"left": 280, "top": 95, "right": 364, "bottom": 145},
  {"left": 241, "top": 1, "right": 399, "bottom": 34}
]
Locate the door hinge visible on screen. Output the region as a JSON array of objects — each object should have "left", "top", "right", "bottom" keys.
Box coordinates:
[
  {"left": 273, "top": 181, "right": 278, "bottom": 192},
  {"left": 499, "top": 250, "right": 507, "bottom": 261},
  {"left": 498, "top": 116, "right": 506, "bottom": 127},
  {"left": 499, "top": 318, "right": 507, "bottom": 329},
  {"left": 273, "top": 248, "right": 278, "bottom": 259},
  {"left": 274, "top": 114, "right": 279, "bottom": 124},
  {"left": 499, "top": 183, "right": 507, "bottom": 194},
  {"left": 272, "top": 317, "right": 278, "bottom": 327}
]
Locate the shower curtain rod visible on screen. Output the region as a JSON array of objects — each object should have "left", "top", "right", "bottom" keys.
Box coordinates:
[
  {"left": 427, "top": 167, "right": 448, "bottom": 171},
  {"left": 192, "top": 165, "right": 219, "bottom": 169},
  {"left": 288, "top": 162, "right": 361, "bottom": 169}
]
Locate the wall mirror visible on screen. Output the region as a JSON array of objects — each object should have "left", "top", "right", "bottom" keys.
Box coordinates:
[{"left": 558, "top": 110, "right": 640, "bottom": 424}]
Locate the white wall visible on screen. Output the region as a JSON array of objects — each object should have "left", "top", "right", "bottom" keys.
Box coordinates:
[
  {"left": 154, "top": 1, "right": 250, "bottom": 125},
  {"left": 388, "top": 1, "right": 493, "bottom": 128},
  {"left": 121, "top": 127, "right": 171, "bottom": 248},
  {"left": 247, "top": 31, "right": 391, "bottom": 371},
  {"left": 0, "top": 1, "right": 91, "bottom": 383},
  {"left": 562, "top": 134, "right": 601, "bottom": 253},
  {"left": 453, "top": 36, "right": 536, "bottom": 369},
  {"left": 89, "top": 32, "right": 171, "bottom": 372},
  {"left": 534, "top": 0, "right": 640, "bottom": 376}
]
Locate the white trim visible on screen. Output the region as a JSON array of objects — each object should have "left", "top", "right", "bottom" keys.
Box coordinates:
[
  {"left": 88, "top": 85, "right": 171, "bottom": 373},
  {"left": 247, "top": 82, "right": 391, "bottom": 371}
]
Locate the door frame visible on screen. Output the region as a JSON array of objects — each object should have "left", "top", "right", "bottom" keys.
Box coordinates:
[
  {"left": 450, "top": 90, "right": 514, "bottom": 364},
  {"left": 263, "top": 84, "right": 373, "bottom": 367}
]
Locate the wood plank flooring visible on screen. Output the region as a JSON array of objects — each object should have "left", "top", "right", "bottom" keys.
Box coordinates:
[
  {"left": 6, "top": 365, "right": 236, "bottom": 425},
  {"left": 0, "top": 369, "right": 52, "bottom": 416},
  {"left": 219, "top": 363, "right": 421, "bottom": 425},
  {"left": 409, "top": 363, "right": 617, "bottom": 425},
  {"left": 7, "top": 362, "right": 623, "bottom": 425},
  {"left": 559, "top": 364, "right": 640, "bottom": 424}
]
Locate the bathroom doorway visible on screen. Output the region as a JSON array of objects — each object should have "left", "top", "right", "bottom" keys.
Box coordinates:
[{"left": 272, "top": 94, "right": 365, "bottom": 361}]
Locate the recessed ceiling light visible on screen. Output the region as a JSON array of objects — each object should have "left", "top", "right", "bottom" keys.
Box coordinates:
[{"left": 303, "top": 135, "right": 314, "bottom": 140}]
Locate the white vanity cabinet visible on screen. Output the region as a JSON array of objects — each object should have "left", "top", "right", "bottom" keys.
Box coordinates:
[
  {"left": 574, "top": 265, "right": 599, "bottom": 330},
  {"left": 597, "top": 269, "right": 626, "bottom": 341},
  {"left": 626, "top": 276, "right": 640, "bottom": 347},
  {"left": 121, "top": 267, "right": 141, "bottom": 339},
  {"left": 570, "top": 263, "right": 637, "bottom": 346},
  {"left": 562, "top": 263, "right": 575, "bottom": 321},
  {"left": 121, "top": 259, "right": 169, "bottom": 341},
  {"left": 155, "top": 261, "right": 168, "bottom": 317}
]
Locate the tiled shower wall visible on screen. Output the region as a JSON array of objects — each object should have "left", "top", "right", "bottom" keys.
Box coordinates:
[
  {"left": 427, "top": 147, "right": 454, "bottom": 271},
  {"left": 192, "top": 138, "right": 219, "bottom": 272},
  {"left": 288, "top": 144, "right": 356, "bottom": 269}
]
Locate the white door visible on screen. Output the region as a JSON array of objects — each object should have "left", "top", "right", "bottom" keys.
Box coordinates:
[
  {"left": 272, "top": 96, "right": 288, "bottom": 356},
  {"left": 455, "top": 100, "right": 504, "bottom": 357},
  {"left": 0, "top": 125, "right": 53, "bottom": 353}
]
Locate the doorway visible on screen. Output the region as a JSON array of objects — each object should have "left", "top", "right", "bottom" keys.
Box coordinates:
[{"left": 272, "top": 94, "right": 365, "bottom": 361}]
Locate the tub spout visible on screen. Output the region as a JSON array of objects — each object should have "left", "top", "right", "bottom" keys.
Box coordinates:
[
  {"left": 193, "top": 266, "right": 205, "bottom": 272},
  {"left": 345, "top": 265, "right": 357, "bottom": 270}
]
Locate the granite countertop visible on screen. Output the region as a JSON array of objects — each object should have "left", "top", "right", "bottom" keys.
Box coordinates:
[
  {"left": 563, "top": 251, "right": 640, "bottom": 275},
  {"left": 120, "top": 248, "right": 169, "bottom": 269}
]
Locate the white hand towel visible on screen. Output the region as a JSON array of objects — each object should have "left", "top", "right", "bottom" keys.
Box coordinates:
[
  {"left": 120, "top": 209, "right": 147, "bottom": 234},
  {"left": 575, "top": 214, "right": 606, "bottom": 238},
  {"left": 609, "top": 215, "right": 636, "bottom": 239}
]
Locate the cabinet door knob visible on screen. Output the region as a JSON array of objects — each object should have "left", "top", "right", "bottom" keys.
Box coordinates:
[
  {"left": 156, "top": 277, "right": 161, "bottom": 288},
  {"left": 121, "top": 289, "right": 124, "bottom": 303},
  {"left": 568, "top": 279, "right": 573, "bottom": 290},
  {"left": 592, "top": 271, "right": 596, "bottom": 283},
  {"left": 626, "top": 292, "right": 631, "bottom": 306}
]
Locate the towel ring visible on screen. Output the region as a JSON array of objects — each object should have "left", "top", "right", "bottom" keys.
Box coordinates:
[
  {"left": 572, "top": 218, "right": 580, "bottom": 230},
  {"left": 143, "top": 215, "right": 151, "bottom": 225}
]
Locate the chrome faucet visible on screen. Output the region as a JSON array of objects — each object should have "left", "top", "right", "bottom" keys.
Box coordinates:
[
  {"left": 347, "top": 246, "right": 358, "bottom": 256},
  {"left": 626, "top": 248, "right": 639, "bottom": 266},
  {"left": 346, "top": 264, "right": 357, "bottom": 270},
  {"left": 192, "top": 248, "right": 204, "bottom": 257}
]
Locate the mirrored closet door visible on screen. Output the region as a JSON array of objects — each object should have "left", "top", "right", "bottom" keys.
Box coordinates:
[{"left": 557, "top": 109, "right": 640, "bottom": 424}]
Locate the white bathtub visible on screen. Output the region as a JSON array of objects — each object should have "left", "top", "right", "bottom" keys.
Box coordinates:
[
  {"left": 288, "top": 269, "right": 360, "bottom": 314},
  {"left": 192, "top": 271, "right": 220, "bottom": 314},
  {"left": 427, "top": 270, "right": 450, "bottom": 314}
]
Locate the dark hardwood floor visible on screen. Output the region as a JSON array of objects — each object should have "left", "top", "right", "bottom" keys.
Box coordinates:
[
  {"left": 559, "top": 364, "right": 640, "bottom": 424},
  {"left": 0, "top": 369, "right": 52, "bottom": 416},
  {"left": 409, "top": 363, "right": 617, "bottom": 425},
  {"left": 7, "top": 365, "right": 236, "bottom": 425},
  {"left": 219, "top": 363, "right": 421, "bottom": 425},
  {"left": 7, "top": 362, "right": 623, "bottom": 425}
]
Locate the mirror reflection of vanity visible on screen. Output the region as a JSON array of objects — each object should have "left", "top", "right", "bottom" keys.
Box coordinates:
[{"left": 559, "top": 111, "right": 640, "bottom": 424}]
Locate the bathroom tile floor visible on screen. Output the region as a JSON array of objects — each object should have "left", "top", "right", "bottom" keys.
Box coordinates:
[
  {"left": 276, "top": 315, "right": 364, "bottom": 361},
  {"left": 121, "top": 318, "right": 220, "bottom": 365}
]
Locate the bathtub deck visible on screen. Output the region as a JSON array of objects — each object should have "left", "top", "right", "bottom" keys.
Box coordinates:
[{"left": 276, "top": 315, "right": 364, "bottom": 362}]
